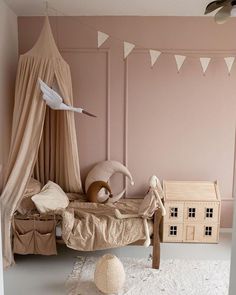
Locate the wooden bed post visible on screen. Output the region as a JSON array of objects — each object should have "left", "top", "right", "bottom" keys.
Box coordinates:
[{"left": 152, "top": 210, "right": 161, "bottom": 269}]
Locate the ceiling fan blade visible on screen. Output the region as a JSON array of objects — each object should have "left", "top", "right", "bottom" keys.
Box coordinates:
[
  {"left": 205, "top": 0, "right": 230, "bottom": 14},
  {"left": 215, "top": 4, "right": 232, "bottom": 24}
]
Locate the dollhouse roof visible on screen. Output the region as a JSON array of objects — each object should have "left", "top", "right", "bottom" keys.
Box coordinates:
[{"left": 163, "top": 181, "right": 220, "bottom": 202}]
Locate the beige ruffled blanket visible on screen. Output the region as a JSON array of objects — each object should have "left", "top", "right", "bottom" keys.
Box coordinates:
[{"left": 62, "top": 199, "right": 153, "bottom": 251}]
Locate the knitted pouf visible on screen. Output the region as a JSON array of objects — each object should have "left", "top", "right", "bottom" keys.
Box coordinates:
[{"left": 94, "top": 254, "right": 125, "bottom": 294}]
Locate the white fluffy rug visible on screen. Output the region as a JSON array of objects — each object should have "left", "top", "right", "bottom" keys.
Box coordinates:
[{"left": 66, "top": 256, "right": 230, "bottom": 295}]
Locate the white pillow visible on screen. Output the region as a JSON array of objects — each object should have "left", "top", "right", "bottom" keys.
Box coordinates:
[{"left": 32, "top": 181, "right": 69, "bottom": 213}]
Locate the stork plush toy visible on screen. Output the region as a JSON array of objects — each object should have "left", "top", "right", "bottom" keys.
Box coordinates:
[
  {"left": 39, "top": 79, "right": 96, "bottom": 117},
  {"left": 115, "top": 175, "right": 166, "bottom": 247}
]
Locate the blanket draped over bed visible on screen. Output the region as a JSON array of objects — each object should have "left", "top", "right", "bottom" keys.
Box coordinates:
[{"left": 62, "top": 199, "right": 153, "bottom": 251}]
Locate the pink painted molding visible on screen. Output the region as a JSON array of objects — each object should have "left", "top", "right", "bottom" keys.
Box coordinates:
[{"left": 61, "top": 48, "right": 111, "bottom": 161}]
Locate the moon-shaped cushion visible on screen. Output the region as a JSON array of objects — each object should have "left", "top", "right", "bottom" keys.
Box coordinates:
[
  {"left": 85, "top": 160, "right": 134, "bottom": 203},
  {"left": 87, "top": 181, "right": 112, "bottom": 203},
  {"left": 85, "top": 160, "right": 134, "bottom": 192}
]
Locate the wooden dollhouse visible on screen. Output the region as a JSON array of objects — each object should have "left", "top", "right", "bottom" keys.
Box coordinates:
[{"left": 162, "top": 181, "right": 221, "bottom": 243}]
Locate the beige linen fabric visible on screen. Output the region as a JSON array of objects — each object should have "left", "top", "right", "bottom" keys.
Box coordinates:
[
  {"left": 62, "top": 199, "right": 153, "bottom": 251},
  {"left": 13, "top": 219, "right": 57, "bottom": 255},
  {"left": 23, "top": 178, "right": 42, "bottom": 198},
  {"left": 17, "top": 178, "right": 42, "bottom": 215},
  {"left": 0, "top": 17, "right": 82, "bottom": 268}
]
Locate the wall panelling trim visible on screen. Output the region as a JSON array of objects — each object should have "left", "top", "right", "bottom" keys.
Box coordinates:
[{"left": 61, "top": 48, "right": 111, "bottom": 161}]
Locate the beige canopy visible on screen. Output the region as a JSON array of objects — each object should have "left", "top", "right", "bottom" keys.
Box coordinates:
[{"left": 0, "top": 17, "right": 82, "bottom": 268}]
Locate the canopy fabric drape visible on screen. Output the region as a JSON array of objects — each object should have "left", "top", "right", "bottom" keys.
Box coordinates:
[{"left": 0, "top": 17, "right": 82, "bottom": 268}]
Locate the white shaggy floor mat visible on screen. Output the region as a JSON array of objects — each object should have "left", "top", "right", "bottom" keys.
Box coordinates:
[{"left": 66, "top": 256, "right": 230, "bottom": 295}]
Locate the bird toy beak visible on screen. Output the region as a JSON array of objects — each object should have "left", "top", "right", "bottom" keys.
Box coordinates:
[{"left": 82, "top": 110, "right": 97, "bottom": 117}]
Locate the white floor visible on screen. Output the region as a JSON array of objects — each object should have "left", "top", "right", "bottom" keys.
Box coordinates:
[{"left": 3, "top": 232, "right": 232, "bottom": 295}]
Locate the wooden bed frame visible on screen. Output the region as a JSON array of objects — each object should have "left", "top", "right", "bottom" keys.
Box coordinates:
[
  {"left": 13, "top": 209, "right": 162, "bottom": 269},
  {"left": 129, "top": 210, "right": 162, "bottom": 269},
  {"left": 56, "top": 209, "right": 162, "bottom": 269}
]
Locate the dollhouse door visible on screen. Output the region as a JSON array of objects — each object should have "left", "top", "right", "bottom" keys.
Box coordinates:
[{"left": 185, "top": 225, "right": 195, "bottom": 241}]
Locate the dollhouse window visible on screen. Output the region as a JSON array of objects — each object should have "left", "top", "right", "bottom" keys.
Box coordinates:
[
  {"left": 188, "top": 208, "right": 196, "bottom": 218},
  {"left": 170, "top": 207, "right": 178, "bottom": 218},
  {"left": 205, "top": 226, "right": 212, "bottom": 236},
  {"left": 206, "top": 208, "right": 213, "bottom": 218},
  {"left": 169, "top": 226, "right": 177, "bottom": 236}
]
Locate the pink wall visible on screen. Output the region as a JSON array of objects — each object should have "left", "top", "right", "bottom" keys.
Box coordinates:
[
  {"left": 18, "top": 16, "right": 236, "bottom": 227},
  {"left": 0, "top": 3, "right": 18, "bottom": 192}
]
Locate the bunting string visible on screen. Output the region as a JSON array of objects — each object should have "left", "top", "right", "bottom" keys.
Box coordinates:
[{"left": 48, "top": 4, "right": 236, "bottom": 75}]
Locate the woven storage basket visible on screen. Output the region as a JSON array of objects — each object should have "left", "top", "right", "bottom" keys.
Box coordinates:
[{"left": 94, "top": 254, "right": 125, "bottom": 294}]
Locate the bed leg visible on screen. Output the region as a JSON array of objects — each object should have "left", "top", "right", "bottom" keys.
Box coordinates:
[{"left": 152, "top": 211, "right": 160, "bottom": 269}]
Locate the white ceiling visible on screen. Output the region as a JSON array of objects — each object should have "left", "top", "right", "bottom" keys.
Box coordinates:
[{"left": 5, "top": 0, "right": 213, "bottom": 16}]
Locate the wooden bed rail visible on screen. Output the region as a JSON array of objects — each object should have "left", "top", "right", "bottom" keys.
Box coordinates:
[{"left": 128, "top": 209, "right": 162, "bottom": 269}]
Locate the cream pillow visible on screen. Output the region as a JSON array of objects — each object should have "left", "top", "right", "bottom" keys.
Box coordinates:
[{"left": 32, "top": 181, "right": 69, "bottom": 213}]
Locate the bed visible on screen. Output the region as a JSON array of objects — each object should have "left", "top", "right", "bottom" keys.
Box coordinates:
[{"left": 13, "top": 198, "right": 162, "bottom": 269}]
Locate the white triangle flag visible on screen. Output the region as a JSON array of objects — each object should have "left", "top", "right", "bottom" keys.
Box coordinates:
[
  {"left": 149, "top": 50, "right": 161, "bottom": 67},
  {"left": 224, "top": 57, "right": 235, "bottom": 74},
  {"left": 200, "top": 57, "right": 211, "bottom": 74},
  {"left": 97, "top": 31, "right": 109, "bottom": 48},
  {"left": 174, "top": 55, "right": 186, "bottom": 72},
  {"left": 124, "top": 41, "right": 135, "bottom": 59}
]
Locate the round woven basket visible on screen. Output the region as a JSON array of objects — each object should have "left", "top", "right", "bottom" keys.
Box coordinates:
[{"left": 94, "top": 254, "right": 125, "bottom": 294}]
